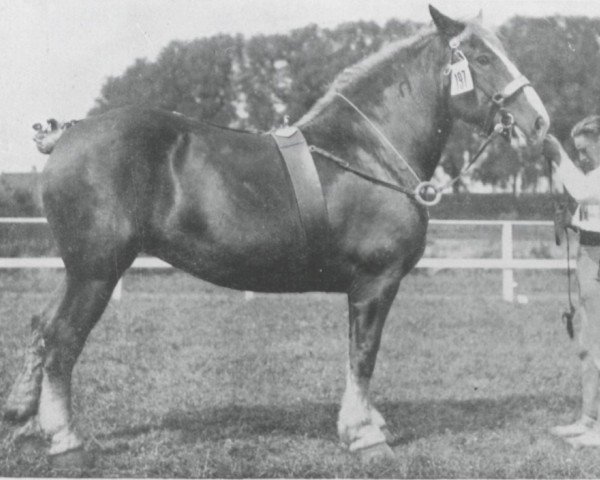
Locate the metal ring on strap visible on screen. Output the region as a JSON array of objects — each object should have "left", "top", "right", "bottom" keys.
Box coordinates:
[{"left": 414, "top": 181, "right": 442, "bottom": 207}]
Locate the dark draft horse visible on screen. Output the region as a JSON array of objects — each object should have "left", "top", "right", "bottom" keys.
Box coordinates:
[{"left": 5, "top": 6, "right": 549, "bottom": 460}]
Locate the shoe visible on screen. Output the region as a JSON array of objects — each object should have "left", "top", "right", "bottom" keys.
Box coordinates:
[
  {"left": 566, "top": 429, "right": 600, "bottom": 448},
  {"left": 550, "top": 415, "right": 596, "bottom": 437}
]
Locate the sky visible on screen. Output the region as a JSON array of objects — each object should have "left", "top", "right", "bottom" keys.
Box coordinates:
[{"left": 0, "top": 0, "right": 598, "bottom": 172}]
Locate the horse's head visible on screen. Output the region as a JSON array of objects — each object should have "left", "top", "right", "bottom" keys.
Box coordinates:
[{"left": 430, "top": 5, "right": 549, "bottom": 145}]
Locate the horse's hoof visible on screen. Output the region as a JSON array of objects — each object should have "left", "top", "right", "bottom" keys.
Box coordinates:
[
  {"left": 49, "top": 448, "right": 94, "bottom": 472},
  {"left": 14, "top": 433, "right": 46, "bottom": 456},
  {"left": 357, "top": 442, "right": 396, "bottom": 463},
  {"left": 10, "top": 416, "right": 43, "bottom": 442},
  {"left": 4, "top": 384, "right": 40, "bottom": 423},
  {"left": 381, "top": 427, "right": 415, "bottom": 446},
  {"left": 3, "top": 403, "right": 37, "bottom": 423}
]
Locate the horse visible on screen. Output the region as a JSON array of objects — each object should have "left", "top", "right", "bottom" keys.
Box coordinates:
[{"left": 4, "top": 6, "right": 549, "bottom": 462}]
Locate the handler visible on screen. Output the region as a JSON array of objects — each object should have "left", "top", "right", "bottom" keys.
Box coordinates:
[{"left": 544, "top": 115, "right": 600, "bottom": 448}]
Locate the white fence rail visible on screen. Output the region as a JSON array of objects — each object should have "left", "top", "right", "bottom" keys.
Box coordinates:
[{"left": 0, "top": 218, "right": 569, "bottom": 302}]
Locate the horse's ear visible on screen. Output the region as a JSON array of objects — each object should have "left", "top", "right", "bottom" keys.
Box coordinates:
[
  {"left": 429, "top": 5, "right": 465, "bottom": 39},
  {"left": 476, "top": 9, "right": 483, "bottom": 21}
]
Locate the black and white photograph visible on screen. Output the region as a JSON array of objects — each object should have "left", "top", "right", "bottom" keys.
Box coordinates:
[{"left": 2, "top": 0, "right": 600, "bottom": 476}]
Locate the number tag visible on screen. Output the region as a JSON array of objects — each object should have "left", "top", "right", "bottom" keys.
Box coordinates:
[{"left": 450, "top": 58, "right": 474, "bottom": 96}]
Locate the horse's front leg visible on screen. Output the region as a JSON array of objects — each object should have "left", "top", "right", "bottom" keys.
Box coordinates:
[{"left": 338, "top": 270, "right": 400, "bottom": 459}]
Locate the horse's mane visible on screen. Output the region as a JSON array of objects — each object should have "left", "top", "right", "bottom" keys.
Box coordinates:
[{"left": 295, "top": 25, "right": 438, "bottom": 127}]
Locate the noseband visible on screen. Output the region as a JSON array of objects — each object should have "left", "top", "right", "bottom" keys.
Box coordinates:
[{"left": 482, "top": 75, "right": 530, "bottom": 136}]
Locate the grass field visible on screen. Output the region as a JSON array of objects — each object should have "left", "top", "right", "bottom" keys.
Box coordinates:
[{"left": 0, "top": 268, "right": 598, "bottom": 477}]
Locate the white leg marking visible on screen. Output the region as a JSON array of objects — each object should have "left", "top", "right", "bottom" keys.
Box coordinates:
[
  {"left": 39, "top": 374, "right": 70, "bottom": 436},
  {"left": 338, "top": 366, "right": 386, "bottom": 451},
  {"left": 39, "top": 373, "right": 83, "bottom": 454},
  {"left": 47, "top": 427, "right": 83, "bottom": 456},
  {"left": 370, "top": 406, "right": 386, "bottom": 428}
]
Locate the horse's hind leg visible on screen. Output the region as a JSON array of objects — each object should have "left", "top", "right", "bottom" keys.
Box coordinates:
[
  {"left": 4, "top": 281, "right": 67, "bottom": 425},
  {"left": 5, "top": 271, "right": 122, "bottom": 455},
  {"left": 39, "top": 273, "right": 121, "bottom": 455}
]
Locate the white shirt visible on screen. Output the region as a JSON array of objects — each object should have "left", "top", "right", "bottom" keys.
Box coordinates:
[{"left": 556, "top": 159, "right": 600, "bottom": 232}]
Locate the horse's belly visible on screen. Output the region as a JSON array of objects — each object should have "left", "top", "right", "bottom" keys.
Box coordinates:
[
  {"left": 147, "top": 234, "right": 318, "bottom": 292},
  {"left": 146, "top": 197, "right": 323, "bottom": 292}
]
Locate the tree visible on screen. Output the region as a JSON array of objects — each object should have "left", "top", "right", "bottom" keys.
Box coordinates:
[
  {"left": 90, "top": 34, "right": 243, "bottom": 126},
  {"left": 89, "top": 20, "right": 422, "bottom": 131}
]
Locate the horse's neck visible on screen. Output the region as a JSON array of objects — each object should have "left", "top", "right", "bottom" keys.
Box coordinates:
[{"left": 301, "top": 35, "right": 451, "bottom": 183}]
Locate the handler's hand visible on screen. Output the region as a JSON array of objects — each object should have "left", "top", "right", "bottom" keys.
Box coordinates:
[{"left": 542, "top": 134, "right": 563, "bottom": 166}]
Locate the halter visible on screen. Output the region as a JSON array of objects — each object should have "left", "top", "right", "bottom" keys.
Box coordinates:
[{"left": 482, "top": 75, "right": 530, "bottom": 136}]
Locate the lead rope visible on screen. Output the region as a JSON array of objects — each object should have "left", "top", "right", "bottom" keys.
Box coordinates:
[
  {"left": 565, "top": 230, "right": 576, "bottom": 339},
  {"left": 548, "top": 155, "right": 575, "bottom": 339}
]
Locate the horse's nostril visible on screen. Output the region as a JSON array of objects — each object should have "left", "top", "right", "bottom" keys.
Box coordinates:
[{"left": 535, "top": 116, "right": 546, "bottom": 131}]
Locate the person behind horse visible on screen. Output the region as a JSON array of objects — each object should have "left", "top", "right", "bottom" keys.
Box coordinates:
[{"left": 544, "top": 115, "right": 600, "bottom": 448}]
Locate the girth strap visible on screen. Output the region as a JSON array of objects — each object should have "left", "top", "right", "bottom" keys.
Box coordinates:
[{"left": 271, "top": 127, "right": 329, "bottom": 272}]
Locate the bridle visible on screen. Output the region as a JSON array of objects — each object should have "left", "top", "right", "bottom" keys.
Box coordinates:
[
  {"left": 481, "top": 75, "right": 530, "bottom": 136},
  {"left": 309, "top": 36, "right": 530, "bottom": 207},
  {"left": 444, "top": 38, "right": 531, "bottom": 137}
]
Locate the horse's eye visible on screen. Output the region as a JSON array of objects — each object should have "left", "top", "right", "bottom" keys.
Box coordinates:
[{"left": 475, "top": 55, "right": 491, "bottom": 66}]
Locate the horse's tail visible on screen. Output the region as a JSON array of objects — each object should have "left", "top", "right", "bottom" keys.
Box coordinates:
[{"left": 32, "top": 119, "right": 79, "bottom": 155}]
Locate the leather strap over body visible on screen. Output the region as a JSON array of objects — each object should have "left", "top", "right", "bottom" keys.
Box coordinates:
[{"left": 271, "top": 127, "right": 329, "bottom": 273}]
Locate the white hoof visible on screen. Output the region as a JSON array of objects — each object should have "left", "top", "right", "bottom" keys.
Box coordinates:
[
  {"left": 347, "top": 424, "right": 387, "bottom": 451},
  {"left": 381, "top": 425, "right": 395, "bottom": 444},
  {"left": 49, "top": 447, "right": 93, "bottom": 471},
  {"left": 356, "top": 442, "right": 395, "bottom": 463},
  {"left": 48, "top": 427, "right": 83, "bottom": 456},
  {"left": 10, "top": 416, "right": 43, "bottom": 441}
]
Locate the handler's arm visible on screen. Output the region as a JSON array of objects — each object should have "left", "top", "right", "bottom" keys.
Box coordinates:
[
  {"left": 556, "top": 158, "right": 600, "bottom": 203},
  {"left": 543, "top": 135, "right": 600, "bottom": 203}
]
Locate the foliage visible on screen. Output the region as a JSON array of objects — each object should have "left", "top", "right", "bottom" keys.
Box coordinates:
[
  {"left": 0, "top": 181, "right": 42, "bottom": 217},
  {"left": 89, "top": 20, "right": 421, "bottom": 130},
  {"left": 91, "top": 35, "right": 245, "bottom": 126}
]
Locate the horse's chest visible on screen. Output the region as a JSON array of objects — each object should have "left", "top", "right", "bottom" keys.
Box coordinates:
[{"left": 338, "top": 202, "right": 427, "bottom": 273}]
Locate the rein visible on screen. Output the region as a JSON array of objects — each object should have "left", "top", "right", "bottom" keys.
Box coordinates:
[{"left": 309, "top": 121, "right": 508, "bottom": 205}]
